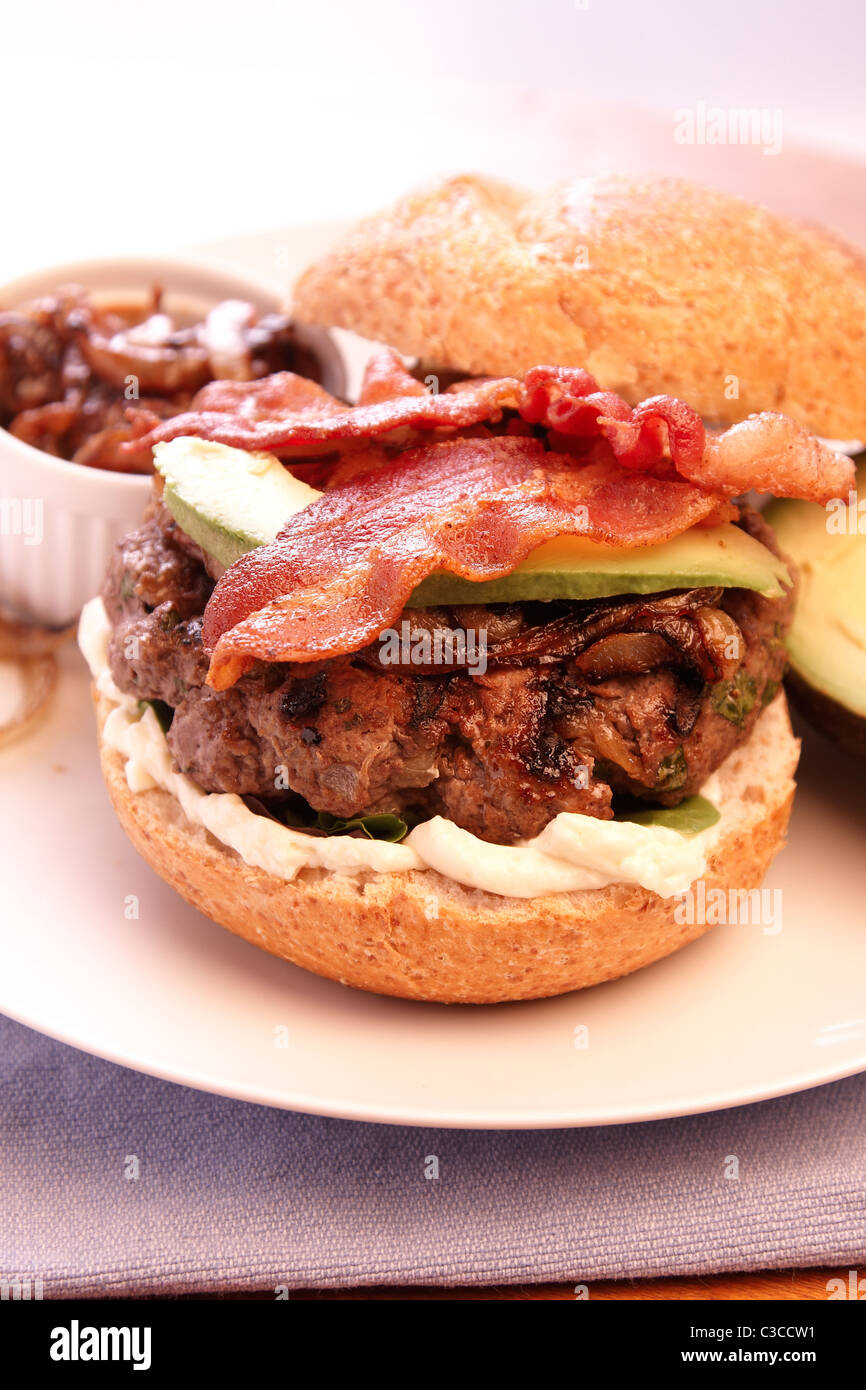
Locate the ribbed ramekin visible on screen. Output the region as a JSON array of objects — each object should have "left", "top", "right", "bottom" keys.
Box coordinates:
[{"left": 0, "top": 255, "right": 345, "bottom": 626}]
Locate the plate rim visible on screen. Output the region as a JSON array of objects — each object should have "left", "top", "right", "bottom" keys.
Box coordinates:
[{"left": 4, "top": 989, "right": 865, "bottom": 1129}]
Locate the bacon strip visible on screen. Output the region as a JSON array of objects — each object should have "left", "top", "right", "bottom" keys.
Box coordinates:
[
  {"left": 123, "top": 350, "right": 854, "bottom": 503},
  {"left": 187, "top": 371, "right": 346, "bottom": 424},
  {"left": 126, "top": 352, "right": 521, "bottom": 455},
  {"left": 690, "top": 413, "right": 854, "bottom": 502},
  {"left": 125, "top": 353, "right": 701, "bottom": 470},
  {"left": 519, "top": 365, "right": 852, "bottom": 501},
  {"left": 356, "top": 347, "right": 429, "bottom": 403},
  {"left": 202, "top": 435, "right": 735, "bottom": 689},
  {"left": 131, "top": 370, "right": 349, "bottom": 452},
  {"left": 520, "top": 366, "right": 706, "bottom": 471}
]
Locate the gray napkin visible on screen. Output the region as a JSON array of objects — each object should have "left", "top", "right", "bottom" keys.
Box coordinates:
[{"left": 0, "top": 1014, "right": 863, "bottom": 1296}]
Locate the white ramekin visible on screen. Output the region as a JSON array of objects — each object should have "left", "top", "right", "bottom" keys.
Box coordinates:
[{"left": 0, "top": 255, "right": 345, "bottom": 626}]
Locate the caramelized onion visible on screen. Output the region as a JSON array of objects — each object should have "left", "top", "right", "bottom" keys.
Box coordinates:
[
  {"left": 585, "top": 713, "right": 645, "bottom": 782},
  {"left": 573, "top": 632, "right": 674, "bottom": 680},
  {"left": 0, "top": 614, "right": 73, "bottom": 745},
  {"left": 694, "top": 606, "right": 744, "bottom": 681},
  {"left": 0, "top": 655, "right": 57, "bottom": 747},
  {"left": 485, "top": 589, "right": 724, "bottom": 671},
  {"left": 0, "top": 613, "right": 76, "bottom": 659}
]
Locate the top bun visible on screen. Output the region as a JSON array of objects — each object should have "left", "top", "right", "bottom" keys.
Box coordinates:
[{"left": 292, "top": 173, "right": 866, "bottom": 440}]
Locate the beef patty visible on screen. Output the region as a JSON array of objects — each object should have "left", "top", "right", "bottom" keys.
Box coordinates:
[{"left": 101, "top": 499, "right": 794, "bottom": 844}]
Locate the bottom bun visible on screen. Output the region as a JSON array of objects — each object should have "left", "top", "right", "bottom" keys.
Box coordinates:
[{"left": 96, "top": 692, "right": 799, "bottom": 1004}]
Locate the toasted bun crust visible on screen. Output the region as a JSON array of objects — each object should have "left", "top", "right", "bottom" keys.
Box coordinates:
[
  {"left": 293, "top": 173, "right": 866, "bottom": 440},
  {"left": 96, "top": 690, "right": 799, "bottom": 1004}
]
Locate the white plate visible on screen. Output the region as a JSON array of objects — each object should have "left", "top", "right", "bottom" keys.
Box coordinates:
[
  {"left": 2, "top": 220, "right": 866, "bottom": 1129},
  {"left": 1, "top": 644, "right": 865, "bottom": 1128}
]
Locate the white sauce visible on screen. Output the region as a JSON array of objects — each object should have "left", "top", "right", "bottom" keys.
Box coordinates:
[{"left": 79, "top": 597, "right": 720, "bottom": 899}]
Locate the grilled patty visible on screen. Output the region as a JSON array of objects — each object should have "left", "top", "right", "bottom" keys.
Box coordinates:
[{"left": 101, "top": 500, "right": 794, "bottom": 844}]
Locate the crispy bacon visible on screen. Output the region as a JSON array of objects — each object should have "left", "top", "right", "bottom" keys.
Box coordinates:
[
  {"left": 519, "top": 366, "right": 706, "bottom": 471},
  {"left": 153, "top": 371, "right": 347, "bottom": 436},
  {"left": 688, "top": 413, "right": 854, "bottom": 502},
  {"left": 122, "top": 350, "right": 854, "bottom": 503},
  {"left": 126, "top": 353, "right": 702, "bottom": 470},
  {"left": 356, "top": 347, "right": 428, "bottom": 403},
  {"left": 518, "top": 365, "right": 853, "bottom": 500},
  {"left": 201, "top": 435, "right": 735, "bottom": 689},
  {"left": 126, "top": 351, "right": 521, "bottom": 456}
]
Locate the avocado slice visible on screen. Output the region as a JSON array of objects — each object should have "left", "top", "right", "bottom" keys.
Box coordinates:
[
  {"left": 409, "top": 526, "right": 789, "bottom": 604},
  {"left": 156, "top": 436, "right": 791, "bottom": 603},
  {"left": 766, "top": 464, "right": 866, "bottom": 755},
  {"left": 154, "top": 438, "right": 320, "bottom": 570}
]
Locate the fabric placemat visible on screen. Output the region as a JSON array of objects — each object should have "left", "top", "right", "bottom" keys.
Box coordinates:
[{"left": 1, "top": 1013, "right": 863, "bottom": 1296}]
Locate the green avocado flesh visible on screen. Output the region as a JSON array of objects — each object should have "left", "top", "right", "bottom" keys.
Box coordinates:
[
  {"left": 154, "top": 439, "right": 321, "bottom": 570},
  {"left": 409, "top": 526, "right": 788, "bottom": 604},
  {"left": 155, "top": 437, "right": 791, "bottom": 604},
  {"left": 765, "top": 465, "right": 866, "bottom": 724}
]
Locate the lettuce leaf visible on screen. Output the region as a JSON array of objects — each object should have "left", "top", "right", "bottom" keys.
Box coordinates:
[
  {"left": 313, "top": 811, "right": 409, "bottom": 842},
  {"left": 615, "top": 794, "right": 720, "bottom": 835}
]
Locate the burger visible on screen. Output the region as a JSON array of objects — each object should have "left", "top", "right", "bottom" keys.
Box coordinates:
[{"left": 79, "top": 174, "right": 861, "bottom": 1003}]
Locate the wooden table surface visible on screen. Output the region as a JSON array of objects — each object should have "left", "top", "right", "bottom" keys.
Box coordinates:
[{"left": 207, "top": 1269, "right": 839, "bottom": 1299}]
